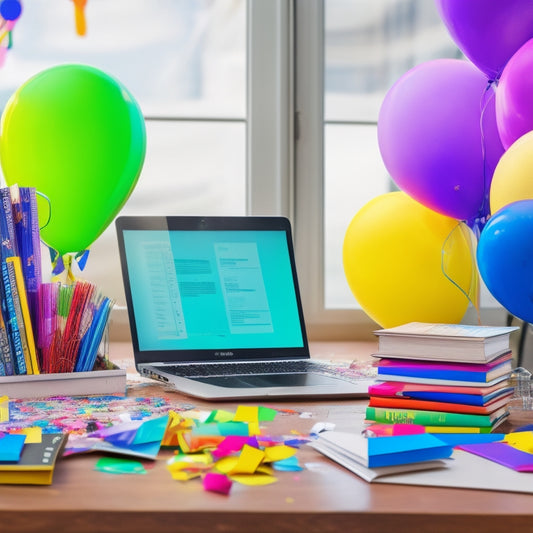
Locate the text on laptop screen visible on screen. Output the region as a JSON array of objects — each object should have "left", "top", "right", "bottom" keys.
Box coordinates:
[{"left": 123, "top": 229, "right": 305, "bottom": 351}]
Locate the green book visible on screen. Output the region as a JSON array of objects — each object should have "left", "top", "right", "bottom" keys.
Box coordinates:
[{"left": 365, "top": 406, "right": 509, "bottom": 429}]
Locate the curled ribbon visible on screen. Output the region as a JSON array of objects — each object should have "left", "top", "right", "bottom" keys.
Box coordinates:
[{"left": 50, "top": 247, "right": 90, "bottom": 283}]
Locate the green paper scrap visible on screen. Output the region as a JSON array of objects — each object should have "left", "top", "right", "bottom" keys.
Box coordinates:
[
  {"left": 133, "top": 415, "right": 169, "bottom": 445},
  {"left": 258, "top": 406, "right": 277, "bottom": 422},
  {"left": 95, "top": 457, "right": 147, "bottom": 475}
]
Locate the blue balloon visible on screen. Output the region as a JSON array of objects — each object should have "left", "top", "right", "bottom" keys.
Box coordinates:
[{"left": 477, "top": 200, "right": 533, "bottom": 323}]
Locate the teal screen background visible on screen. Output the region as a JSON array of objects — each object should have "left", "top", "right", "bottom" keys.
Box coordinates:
[{"left": 123, "top": 229, "right": 304, "bottom": 351}]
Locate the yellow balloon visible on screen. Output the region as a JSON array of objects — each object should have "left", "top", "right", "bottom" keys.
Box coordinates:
[
  {"left": 342, "top": 192, "right": 477, "bottom": 328},
  {"left": 490, "top": 130, "right": 533, "bottom": 214}
]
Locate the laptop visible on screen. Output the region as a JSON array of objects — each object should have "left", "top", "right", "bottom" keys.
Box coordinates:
[{"left": 115, "top": 215, "right": 373, "bottom": 400}]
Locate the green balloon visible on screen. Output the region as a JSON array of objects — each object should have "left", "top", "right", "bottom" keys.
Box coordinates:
[{"left": 0, "top": 64, "right": 146, "bottom": 255}]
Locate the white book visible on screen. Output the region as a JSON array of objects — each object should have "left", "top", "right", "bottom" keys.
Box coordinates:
[
  {"left": 374, "top": 322, "right": 518, "bottom": 362},
  {"left": 0, "top": 368, "right": 126, "bottom": 399}
]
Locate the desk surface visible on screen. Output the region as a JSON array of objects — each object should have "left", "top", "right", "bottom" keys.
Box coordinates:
[{"left": 2, "top": 341, "right": 533, "bottom": 533}]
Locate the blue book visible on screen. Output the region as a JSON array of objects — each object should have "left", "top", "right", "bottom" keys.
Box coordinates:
[
  {"left": 404, "top": 387, "right": 515, "bottom": 405},
  {"left": 0, "top": 188, "right": 25, "bottom": 374},
  {"left": 377, "top": 354, "right": 512, "bottom": 384}
]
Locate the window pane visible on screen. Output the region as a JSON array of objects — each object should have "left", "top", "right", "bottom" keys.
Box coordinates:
[
  {"left": 324, "top": 123, "right": 390, "bottom": 309},
  {"left": 324, "top": 0, "right": 460, "bottom": 309},
  {"left": 0, "top": 0, "right": 246, "bottom": 118},
  {"left": 325, "top": 0, "right": 459, "bottom": 122}
]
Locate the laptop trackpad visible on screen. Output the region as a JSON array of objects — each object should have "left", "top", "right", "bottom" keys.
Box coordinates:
[{"left": 191, "top": 373, "right": 334, "bottom": 389}]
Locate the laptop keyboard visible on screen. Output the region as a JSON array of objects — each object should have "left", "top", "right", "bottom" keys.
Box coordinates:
[{"left": 162, "top": 360, "right": 320, "bottom": 378}]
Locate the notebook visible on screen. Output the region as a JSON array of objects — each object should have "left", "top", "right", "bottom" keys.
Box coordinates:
[{"left": 115, "top": 215, "right": 374, "bottom": 400}]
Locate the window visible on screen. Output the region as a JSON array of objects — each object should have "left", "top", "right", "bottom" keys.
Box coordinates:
[
  {"left": 0, "top": 1, "right": 491, "bottom": 342},
  {"left": 0, "top": 0, "right": 247, "bottom": 339},
  {"left": 294, "top": 0, "right": 467, "bottom": 340}
]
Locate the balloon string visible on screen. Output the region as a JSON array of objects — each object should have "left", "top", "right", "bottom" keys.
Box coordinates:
[
  {"left": 35, "top": 190, "right": 52, "bottom": 230},
  {"left": 441, "top": 222, "right": 481, "bottom": 325},
  {"left": 470, "top": 80, "right": 496, "bottom": 236}
]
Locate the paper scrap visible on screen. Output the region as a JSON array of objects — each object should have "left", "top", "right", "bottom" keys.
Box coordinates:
[
  {"left": 0, "top": 396, "right": 8, "bottom": 422},
  {"left": 228, "top": 473, "right": 277, "bottom": 486},
  {"left": 229, "top": 444, "right": 265, "bottom": 474},
  {"left": 94, "top": 457, "right": 147, "bottom": 475},
  {"left": 504, "top": 431, "right": 533, "bottom": 453},
  {"left": 263, "top": 445, "right": 297, "bottom": 463},
  {"left": 233, "top": 405, "right": 259, "bottom": 424},
  {"left": 133, "top": 415, "right": 169, "bottom": 445},
  {"left": 203, "top": 472, "right": 232, "bottom": 495},
  {"left": 459, "top": 441, "right": 533, "bottom": 472},
  {"left": 272, "top": 456, "right": 303, "bottom": 472}
]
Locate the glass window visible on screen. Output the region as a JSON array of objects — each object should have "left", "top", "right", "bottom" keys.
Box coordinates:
[
  {"left": 0, "top": 0, "right": 247, "bottom": 315},
  {"left": 323, "top": 0, "right": 460, "bottom": 311}
]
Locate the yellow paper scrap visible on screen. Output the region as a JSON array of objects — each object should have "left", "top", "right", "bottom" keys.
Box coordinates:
[
  {"left": 255, "top": 464, "right": 274, "bottom": 475},
  {"left": 162, "top": 411, "right": 195, "bottom": 447},
  {"left": 168, "top": 469, "right": 202, "bottom": 481},
  {"left": 167, "top": 453, "right": 213, "bottom": 481},
  {"left": 214, "top": 456, "right": 239, "bottom": 474},
  {"left": 229, "top": 473, "right": 278, "bottom": 486},
  {"left": 229, "top": 444, "right": 265, "bottom": 474},
  {"left": 0, "top": 396, "right": 8, "bottom": 422},
  {"left": 248, "top": 421, "right": 260, "bottom": 436},
  {"left": 233, "top": 405, "right": 259, "bottom": 424},
  {"left": 10, "top": 426, "right": 42, "bottom": 444},
  {"left": 504, "top": 431, "right": 533, "bottom": 453},
  {"left": 263, "top": 445, "right": 297, "bottom": 463}
]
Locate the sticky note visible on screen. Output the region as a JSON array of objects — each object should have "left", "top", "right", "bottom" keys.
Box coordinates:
[{"left": 0, "top": 433, "right": 26, "bottom": 461}]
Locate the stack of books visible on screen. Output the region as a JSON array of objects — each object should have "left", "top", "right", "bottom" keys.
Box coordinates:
[{"left": 366, "top": 322, "right": 518, "bottom": 433}]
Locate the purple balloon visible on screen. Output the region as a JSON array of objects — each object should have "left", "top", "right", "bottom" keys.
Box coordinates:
[
  {"left": 496, "top": 38, "right": 533, "bottom": 150},
  {"left": 378, "top": 59, "right": 504, "bottom": 221},
  {"left": 435, "top": 0, "right": 533, "bottom": 81}
]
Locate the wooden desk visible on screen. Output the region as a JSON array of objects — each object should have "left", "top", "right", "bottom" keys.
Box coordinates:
[{"left": 1, "top": 342, "right": 532, "bottom": 533}]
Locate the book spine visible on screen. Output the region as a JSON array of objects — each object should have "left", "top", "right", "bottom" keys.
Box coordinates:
[
  {"left": 7, "top": 257, "right": 39, "bottom": 374},
  {"left": 377, "top": 367, "right": 490, "bottom": 382},
  {"left": 365, "top": 406, "right": 493, "bottom": 427},
  {"left": 0, "top": 308, "right": 14, "bottom": 375},
  {"left": 1, "top": 260, "right": 26, "bottom": 374},
  {"left": 0, "top": 187, "right": 17, "bottom": 259},
  {"left": 368, "top": 396, "right": 492, "bottom": 415},
  {"left": 18, "top": 188, "right": 42, "bottom": 340}
]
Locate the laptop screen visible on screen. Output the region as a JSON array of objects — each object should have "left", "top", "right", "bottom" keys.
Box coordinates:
[{"left": 116, "top": 216, "right": 309, "bottom": 364}]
